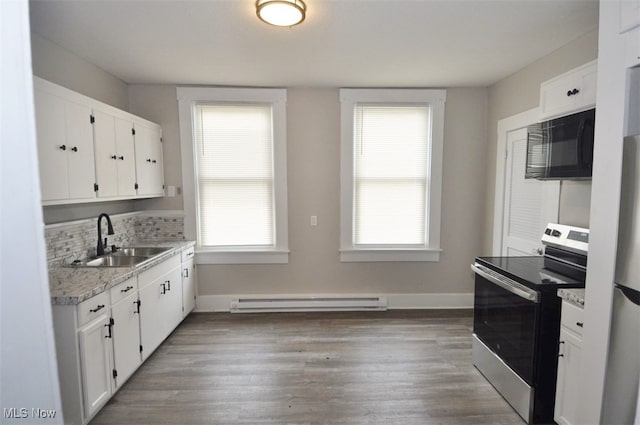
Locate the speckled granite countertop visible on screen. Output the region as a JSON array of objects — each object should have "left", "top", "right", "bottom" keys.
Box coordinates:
[
  {"left": 49, "top": 241, "right": 195, "bottom": 305},
  {"left": 557, "top": 288, "right": 585, "bottom": 308}
]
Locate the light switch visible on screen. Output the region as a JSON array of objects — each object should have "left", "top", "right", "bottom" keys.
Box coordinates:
[{"left": 310, "top": 216, "right": 318, "bottom": 226}]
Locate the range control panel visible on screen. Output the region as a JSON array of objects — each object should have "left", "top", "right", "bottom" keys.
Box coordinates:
[{"left": 541, "top": 223, "right": 589, "bottom": 255}]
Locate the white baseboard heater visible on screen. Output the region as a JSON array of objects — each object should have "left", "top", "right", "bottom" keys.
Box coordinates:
[{"left": 229, "top": 296, "right": 388, "bottom": 313}]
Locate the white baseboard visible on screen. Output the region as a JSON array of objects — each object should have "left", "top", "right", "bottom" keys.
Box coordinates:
[{"left": 195, "top": 293, "right": 473, "bottom": 312}]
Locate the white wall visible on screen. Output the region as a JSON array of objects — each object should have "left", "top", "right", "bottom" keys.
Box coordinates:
[
  {"left": 1, "top": 2, "right": 63, "bottom": 422},
  {"left": 128, "top": 85, "right": 489, "bottom": 304}
]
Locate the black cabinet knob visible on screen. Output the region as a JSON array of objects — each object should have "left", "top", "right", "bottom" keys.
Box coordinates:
[
  {"left": 118, "top": 156, "right": 124, "bottom": 160},
  {"left": 152, "top": 159, "right": 157, "bottom": 164},
  {"left": 59, "top": 144, "right": 67, "bottom": 151},
  {"left": 111, "top": 155, "right": 117, "bottom": 160},
  {"left": 71, "top": 146, "right": 78, "bottom": 152},
  {"left": 147, "top": 158, "right": 152, "bottom": 163}
]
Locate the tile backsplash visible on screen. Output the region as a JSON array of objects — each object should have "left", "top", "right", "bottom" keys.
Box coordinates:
[{"left": 45, "top": 211, "right": 185, "bottom": 265}]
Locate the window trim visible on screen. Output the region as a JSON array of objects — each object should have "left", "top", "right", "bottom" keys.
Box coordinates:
[
  {"left": 177, "top": 87, "right": 289, "bottom": 264},
  {"left": 339, "top": 88, "right": 446, "bottom": 262}
]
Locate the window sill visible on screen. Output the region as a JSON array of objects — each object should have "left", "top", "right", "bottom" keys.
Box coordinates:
[
  {"left": 195, "top": 249, "right": 290, "bottom": 265},
  {"left": 339, "top": 248, "right": 441, "bottom": 263}
]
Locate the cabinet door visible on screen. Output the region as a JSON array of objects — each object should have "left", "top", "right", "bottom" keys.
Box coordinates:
[
  {"left": 111, "top": 291, "right": 141, "bottom": 388},
  {"left": 34, "top": 89, "right": 69, "bottom": 201},
  {"left": 554, "top": 328, "right": 582, "bottom": 425},
  {"left": 572, "top": 65, "right": 598, "bottom": 113},
  {"left": 165, "top": 266, "right": 184, "bottom": 332},
  {"left": 182, "top": 258, "right": 196, "bottom": 318},
  {"left": 134, "top": 123, "right": 164, "bottom": 197},
  {"left": 93, "top": 110, "right": 119, "bottom": 198},
  {"left": 540, "top": 73, "right": 577, "bottom": 119},
  {"left": 539, "top": 61, "right": 597, "bottom": 120},
  {"left": 65, "top": 101, "right": 96, "bottom": 200},
  {"left": 115, "top": 118, "right": 137, "bottom": 197},
  {"left": 78, "top": 314, "right": 113, "bottom": 419}
]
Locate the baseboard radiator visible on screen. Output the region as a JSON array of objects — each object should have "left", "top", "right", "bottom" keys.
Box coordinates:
[{"left": 229, "top": 296, "right": 388, "bottom": 313}]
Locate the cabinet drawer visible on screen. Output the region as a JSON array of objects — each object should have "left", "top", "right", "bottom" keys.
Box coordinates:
[
  {"left": 181, "top": 246, "right": 195, "bottom": 262},
  {"left": 77, "top": 291, "right": 110, "bottom": 327},
  {"left": 137, "top": 254, "right": 181, "bottom": 290},
  {"left": 561, "top": 300, "right": 585, "bottom": 337},
  {"left": 110, "top": 276, "right": 137, "bottom": 305}
]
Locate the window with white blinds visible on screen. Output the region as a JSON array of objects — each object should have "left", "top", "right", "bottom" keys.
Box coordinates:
[
  {"left": 194, "top": 104, "right": 274, "bottom": 247},
  {"left": 177, "top": 87, "right": 288, "bottom": 264},
  {"left": 339, "top": 89, "right": 446, "bottom": 262},
  {"left": 354, "top": 105, "right": 430, "bottom": 246}
]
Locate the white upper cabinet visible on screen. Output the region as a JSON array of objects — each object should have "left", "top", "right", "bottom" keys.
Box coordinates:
[
  {"left": 33, "top": 77, "right": 164, "bottom": 205},
  {"left": 620, "top": 0, "right": 640, "bottom": 34},
  {"left": 35, "top": 88, "right": 96, "bottom": 203},
  {"left": 134, "top": 121, "right": 164, "bottom": 197},
  {"left": 539, "top": 60, "right": 598, "bottom": 120},
  {"left": 93, "top": 110, "right": 137, "bottom": 198}
]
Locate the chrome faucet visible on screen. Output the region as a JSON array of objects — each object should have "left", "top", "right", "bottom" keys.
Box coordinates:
[{"left": 96, "top": 213, "right": 115, "bottom": 257}]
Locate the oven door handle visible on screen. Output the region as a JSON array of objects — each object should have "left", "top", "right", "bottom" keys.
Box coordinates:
[{"left": 471, "top": 264, "right": 540, "bottom": 303}]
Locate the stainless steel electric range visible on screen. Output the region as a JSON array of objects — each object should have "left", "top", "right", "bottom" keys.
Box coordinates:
[{"left": 471, "top": 223, "right": 588, "bottom": 424}]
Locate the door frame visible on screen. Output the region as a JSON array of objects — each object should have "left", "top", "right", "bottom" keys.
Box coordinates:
[{"left": 492, "top": 107, "right": 540, "bottom": 255}]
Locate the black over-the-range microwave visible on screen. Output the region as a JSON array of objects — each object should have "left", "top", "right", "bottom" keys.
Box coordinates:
[{"left": 526, "top": 108, "right": 595, "bottom": 180}]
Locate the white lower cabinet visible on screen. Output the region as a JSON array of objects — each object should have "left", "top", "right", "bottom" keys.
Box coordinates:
[
  {"left": 554, "top": 300, "right": 584, "bottom": 425},
  {"left": 182, "top": 246, "right": 196, "bottom": 317},
  {"left": 78, "top": 313, "right": 113, "bottom": 419},
  {"left": 52, "top": 250, "right": 192, "bottom": 424},
  {"left": 138, "top": 255, "right": 182, "bottom": 360},
  {"left": 110, "top": 277, "right": 141, "bottom": 388}
]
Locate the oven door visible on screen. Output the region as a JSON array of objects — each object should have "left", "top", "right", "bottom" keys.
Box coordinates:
[{"left": 472, "top": 263, "right": 541, "bottom": 385}]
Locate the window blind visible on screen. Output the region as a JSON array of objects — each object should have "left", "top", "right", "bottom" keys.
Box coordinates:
[
  {"left": 354, "top": 105, "right": 431, "bottom": 245},
  {"left": 194, "top": 104, "right": 274, "bottom": 247}
]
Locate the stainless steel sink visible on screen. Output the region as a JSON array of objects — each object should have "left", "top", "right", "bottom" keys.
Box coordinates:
[
  {"left": 114, "top": 247, "right": 171, "bottom": 257},
  {"left": 85, "top": 255, "right": 151, "bottom": 267},
  {"left": 66, "top": 246, "right": 173, "bottom": 268}
]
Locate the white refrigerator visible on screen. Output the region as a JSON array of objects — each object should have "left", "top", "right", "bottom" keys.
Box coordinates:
[{"left": 602, "top": 134, "right": 640, "bottom": 424}]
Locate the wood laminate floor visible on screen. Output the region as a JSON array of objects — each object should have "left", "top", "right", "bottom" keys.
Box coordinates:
[{"left": 90, "top": 310, "right": 526, "bottom": 425}]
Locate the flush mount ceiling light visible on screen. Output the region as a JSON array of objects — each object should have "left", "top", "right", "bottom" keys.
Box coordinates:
[{"left": 256, "top": 0, "right": 306, "bottom": 27}]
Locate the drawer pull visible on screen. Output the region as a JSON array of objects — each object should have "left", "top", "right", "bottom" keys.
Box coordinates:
[
  {"left": 166, "top": 280, "right": 171, "bottom": 291},
  {"left": 576, "top": 322, "right": 584, "bottom": 328},
  {"left": 161, "top": 283, "right": 167, "bottom": 294},
  {"left": 89, "top": 304, "right": 105, "bottom": 313},
  {"left": 133, "top": 299, "right": 141, "bottom": 314},
  {"left": 120, "top": 285, "right": 134, "bottom": 293}
]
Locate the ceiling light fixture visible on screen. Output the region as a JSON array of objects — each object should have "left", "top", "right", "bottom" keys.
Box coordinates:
[{"left": 256, "top": 0, "right": 306, "bottom": 27}]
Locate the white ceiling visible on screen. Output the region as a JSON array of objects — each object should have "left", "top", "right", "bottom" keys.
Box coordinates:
[{"left": 29, "top": 0, "right": 599, "bottom": 88}]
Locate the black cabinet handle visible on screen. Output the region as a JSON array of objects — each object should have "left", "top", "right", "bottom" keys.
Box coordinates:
[
  {"left": 118, "top": 156, "right": 124, "bottom": 160},
  {"left": 166, "top": 280, "right": 171, "bottom": 291},
  {"left": 89, "top": 304, "right": 105, "bottom": 313},
  {"left": 133, "top": 299, "right": 141, "bottom": 314},
  {"left": 111, "top": 155, "right": 117, "bottom": 160},
  {"left": 71, "top": 146, "right": 78, "bottom": 152},
  {"left": 59, "top": 144, "right": 67, "bottom": 151},
  {"left": 559, "top": 353, "right": 564, "bottom": 357},
  {"left": 104, "top": 318, "right": 114, "bottom": 339},
  {"left": 184, "top": 268, "right": 189, "bottom": 278},
  {"left": 120, "top": 285, "right": 134, "bottom": 293},
  {"left": 576, "top": 322, "right": 584, "bottom": 328},
  {"left": 152, "top": 159, "right": 157, "bottom": 164},
  {"left": 161, "top": 283, "right": 167, "bottom": 294},
  {"left": 147, "top": 158, "right": 152, "bottom": 163},
  {"left": 566, "top": 88, "right": 580, "bottom": 97}
]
